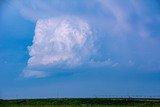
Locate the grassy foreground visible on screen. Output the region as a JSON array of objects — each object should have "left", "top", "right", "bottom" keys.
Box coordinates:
[{"left": 0, "top": 98, "right": 160, "bottom": 107}]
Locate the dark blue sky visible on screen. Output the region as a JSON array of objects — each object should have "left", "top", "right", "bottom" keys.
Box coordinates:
[{"left": 0, "top": 0, "right": 160, "bottom": 99}]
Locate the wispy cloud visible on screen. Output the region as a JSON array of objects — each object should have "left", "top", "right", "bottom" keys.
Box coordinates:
[{"left": 22, "top": 70, "right": 48, "bottom": 78}]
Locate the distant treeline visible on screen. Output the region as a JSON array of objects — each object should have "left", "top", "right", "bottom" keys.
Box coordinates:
[{"left": 0, "top": 98, "right": 160, "bottom": 107}]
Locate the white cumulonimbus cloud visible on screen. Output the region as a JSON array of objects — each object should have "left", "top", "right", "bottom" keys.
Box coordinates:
[
  {"left": 27, "top": 17, "right": 95, "bottom": 68},
  {"left": 18, "top": 0, "right": 160, "bottom": 78}
]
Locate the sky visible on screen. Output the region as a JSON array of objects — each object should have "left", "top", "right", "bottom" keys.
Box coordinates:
[{"left": 0, "top": 0, "right": 160, "bottom": 99}]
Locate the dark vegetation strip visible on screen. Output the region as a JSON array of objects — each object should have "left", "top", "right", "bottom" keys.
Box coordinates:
[{"left": 0, "top": 98, "right": 160, "bottom": 106}]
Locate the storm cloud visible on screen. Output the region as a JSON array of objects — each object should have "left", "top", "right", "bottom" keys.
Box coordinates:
[{"left": 15, "top": 0, "right": 160, "bottom": 78}]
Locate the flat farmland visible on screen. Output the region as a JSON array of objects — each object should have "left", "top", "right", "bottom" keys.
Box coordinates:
[{"left": 1, "top": 98, "right": 160, "bottom": 107}]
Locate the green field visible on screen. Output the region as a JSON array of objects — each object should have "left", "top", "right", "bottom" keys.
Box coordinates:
[{"left": 1, "top": 98, "right": 160, "bottom": 107}]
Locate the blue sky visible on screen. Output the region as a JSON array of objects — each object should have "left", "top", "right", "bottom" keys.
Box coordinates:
[{"left": 0, "top": 0, "right": 160, "bottom": 99}]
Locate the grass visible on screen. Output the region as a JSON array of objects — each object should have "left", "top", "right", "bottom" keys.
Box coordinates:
[{"left": 1, "top": 98, "right": 160, "bottom": 107}]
